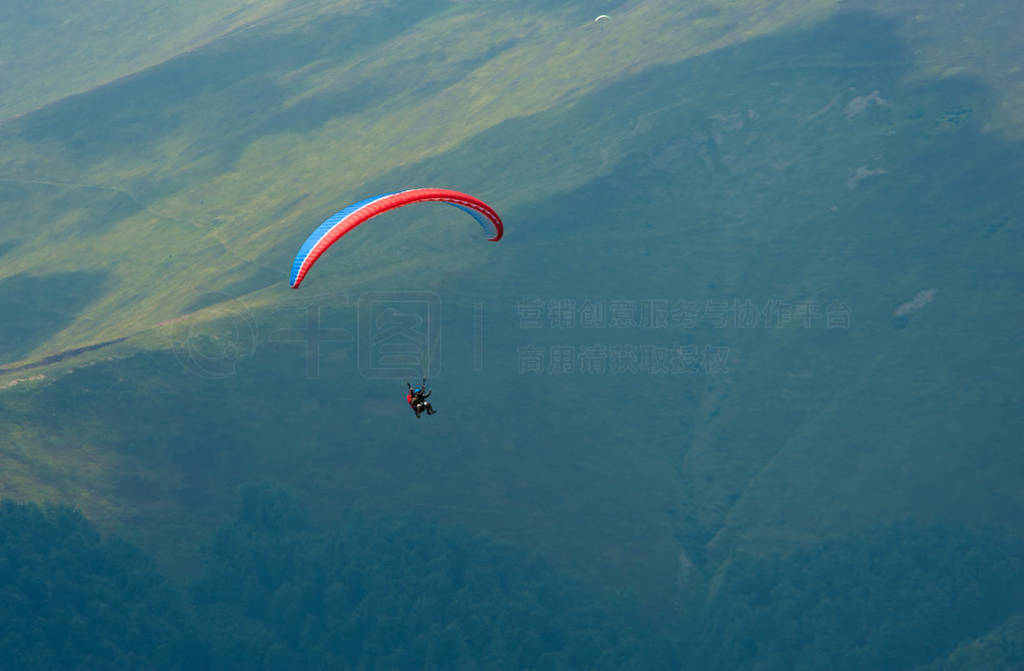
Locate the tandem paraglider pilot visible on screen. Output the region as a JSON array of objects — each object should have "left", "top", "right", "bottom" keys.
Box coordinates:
[{"left": 406, "top": 382, "right": 437, "bottom": 419}]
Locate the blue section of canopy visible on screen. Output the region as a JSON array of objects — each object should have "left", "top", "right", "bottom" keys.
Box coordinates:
[
  {"left": 289, "top": 193, "right": 396, "bottom": 286},
  {"left": 448, "top": 202, "right": 494, "bottom": 235}
]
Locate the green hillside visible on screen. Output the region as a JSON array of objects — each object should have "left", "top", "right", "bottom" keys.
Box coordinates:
[
  {"left": 0, "top": 0, "right": 840, "bottom": 360},
  {"left": 1, "top": 0, "right": 1022, "bottom": 666},
  {"left": 0, "top": 0, "right": 302, "bottom": 122}
]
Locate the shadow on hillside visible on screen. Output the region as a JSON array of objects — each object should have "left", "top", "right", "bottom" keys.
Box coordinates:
[
  {"left": 343, "top": 10, "right": 1024, "bottom": 564},
  {"left": 8, "top": 0, "right": 517, "bottom": 184},
  {"left": 0, "top": 270, "right": 108, "bottom": 364}
]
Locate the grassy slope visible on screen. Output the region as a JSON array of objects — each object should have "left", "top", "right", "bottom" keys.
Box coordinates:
[
  {"left": 0, "top": 0, "right": 833, "bottom": 362},
  {"left": 848, "top": 0, "right": 1024, "bottom": 139},
  {"left": 918, "top": 614, "right": 1024, "bottom": 670},
  {"left": 0, "top": 0, "right": 313, "bottom": 122},
  {"left": 1, "top": 0, "right": 1022, "bottom": 621}
]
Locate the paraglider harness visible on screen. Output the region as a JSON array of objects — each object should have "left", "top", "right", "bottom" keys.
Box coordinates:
[{"left": 406, "top": 378, "right": 436, "bottom": 418}]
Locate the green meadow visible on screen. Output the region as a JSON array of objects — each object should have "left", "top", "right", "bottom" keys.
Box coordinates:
[{"left": 1, "top": 0, "right": 1022, "bottom": 667}]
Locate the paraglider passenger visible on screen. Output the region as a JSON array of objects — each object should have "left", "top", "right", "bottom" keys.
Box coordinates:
[{"left": 407, "top": 385, "right": 436, "bottom": 418}]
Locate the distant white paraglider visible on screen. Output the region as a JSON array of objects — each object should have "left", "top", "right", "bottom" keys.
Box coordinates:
[{"left": 594, "top": 14, "right": 610, "bottom": 22}]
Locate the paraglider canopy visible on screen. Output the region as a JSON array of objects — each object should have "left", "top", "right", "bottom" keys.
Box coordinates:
[
  {"left": 289, "top": 188, "right": 503, "bottom": 289},
  {"left": 594, "top": 14, "right": 610, "bottom": 22}
]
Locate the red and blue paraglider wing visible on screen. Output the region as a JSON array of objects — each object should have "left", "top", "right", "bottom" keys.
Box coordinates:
[{"left": 290, "top": 188, "right": 503, "bottom": 288}]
